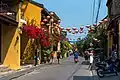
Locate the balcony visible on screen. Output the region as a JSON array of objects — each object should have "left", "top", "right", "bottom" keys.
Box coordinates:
[{"left": 0, "top": 2, "right": 18, "bottom": 26}]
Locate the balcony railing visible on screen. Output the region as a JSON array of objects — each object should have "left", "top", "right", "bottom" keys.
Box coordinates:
[{"left": 0, "top": 3, "right": 17, "bottom": 21}]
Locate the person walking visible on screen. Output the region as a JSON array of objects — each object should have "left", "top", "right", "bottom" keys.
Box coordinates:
[
  {"left": 74, "top": 48, "right": 79, "bottom": 63},
  {"left": 34, "top": 46, "right": 38, "bottom": 66},
  {"left": 50, "top": 51, "right": 54, "bottom": 64},
  {"left": 57, "top": 51, "right": 61, "bottom": 64},
  {"left": 88, "top": 50, "right": 94, "bottom": 70}
]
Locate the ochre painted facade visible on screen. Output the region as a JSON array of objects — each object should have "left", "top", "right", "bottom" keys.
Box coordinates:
[
  {"left": 2, "top": 25, "right": 20, "bottom": 69},
  {"left": 1, "top": 1, "right": 43, "bottom": 70},
  {"left": 22, "top": 1, "right": 42, "bottom": 27},
  {"left": 1, "top": 5, "right": 21, "bottom": 69},
  {"left": 20, "top": 1, "right": 43, "bottom": 64}
]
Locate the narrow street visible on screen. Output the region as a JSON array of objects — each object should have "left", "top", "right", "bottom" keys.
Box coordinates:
[{"left": 12, "top": 57, "right": 94, "bottom": 80}]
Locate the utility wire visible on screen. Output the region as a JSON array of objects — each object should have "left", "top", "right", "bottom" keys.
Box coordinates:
[
  {"left": 95, "top": 0, "right": 102, "bottom": 24},
  {"left": 92, "top": 0, "right": 96, "bottom": 24}
]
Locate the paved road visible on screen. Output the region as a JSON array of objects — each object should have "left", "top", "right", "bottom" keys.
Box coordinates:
[
  {"left": 12, "top": 56, "right": 120, "bottom": 80},
  {"left": 12, "top": 56, "right": 93, "bottom": 80}
]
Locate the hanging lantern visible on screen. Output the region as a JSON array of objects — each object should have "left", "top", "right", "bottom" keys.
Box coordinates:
[
  {"left": 86, "top": 25, "right": 90, "bottom": 28},
  {"left": 47, "top": 16, "right": 51, "bottom": 19},
  {"left": 75, "top": 29, "right": 79, "bottom": 33},
  {"left": 62, "top": 29, "right": 67, "bottom": 32},
  {"left": 58, "top": 19, "right": 61, "bottom": 23},
  {"left": 72, "top": 32, "right": 75, "bottom": 34},
  {"left": 60, "top": 27, "right": 64, "bottom": 30},
  {"left": 66, "top": 28, "right": 70, "bottom": 31},
  {"left": 53, "top": 23, "right": 56, "bottom": 26},
  {"left": 104, "top": 19, "right": 108, "bottom": 22},
  {"left": 93, "top": 23, "right": 97, "bottom": 27},
  {"left": 68, "top": 30, "right": 72, "bottom": 33},
  {"left": 79, "top": 30, "right": 83, "bottom": 33},
  {"left": 41, "top": 22, "right": 44, "bottom": 25},
  {"left": 42, "top": 28, "right": 45, "bottom": 30},
  {"left": 99, "top": 20, "right": 103, "bottom": 24},
  {"left": 46, "top": 23, "right": 50, "bottom": 26},
  {"left": 72, "top": 27, "right": 76, "bottom": 30},
  {"left": 44, "top": 29, "right": 47, "bottom": 32},
  {"left": 80, "top": 26, "right": 83, "bottom": 30},
  {"left": 50, "top": 18, "right": 54, "bottom": 22},
  {"left": 43, "top": 19, "right": 48, "bottom": 22},
  {"left": 50, "top": 12, "right": 54, "bottom": 16}
]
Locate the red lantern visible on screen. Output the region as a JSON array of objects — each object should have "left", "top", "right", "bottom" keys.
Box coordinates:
[
  {"left": 75, "top": 30, "right": 79, "bottom": 33},
  {"left": 41, "top": 22, "right": 44, "bottom": 25},
  {"left": 44, "top": 29, "right": 47, "bottom": 32},
  {"left": 104, "top": 19, "right": 108, "bottom": 22},
  {"left": 47, "top": 16, "right": 50, "bottom": 19},
  {"left": 53, "top": 23, "right": 56, "bottom": 26},
  {"left": 50, "top": 12, "right": 54, "bottom": 16},
  {"left": 79, "top": 30, "right": 83, "bottom": 33},
  {"left": 43, "top": 19, "right": 48, "bottom": 22},
  {"left": 50, "top": 19, "right": 54, "bottom": 22},
  {"left": 46, "top": 23, "right": 50, "bottom": 26},
  {"left": 80, "top": 27, "right": 83, "bottom": 30},
  {"left": 86, "top": 25, "right": 90, "bottom": 28},
  {"left": 93, "top": 23, "right": 97, "bottom": 27},
  {"left": 66, "top": 28, "right": 70, "bottom": 31},
  {"left": 72, "top": 32, "right": 75, "bottom": 34},
  {"left": 60, "top": 27, "right": 64, "bottom": 30},
  {"left": 72, "top": 27, "right": 76, "bottom": 30}
]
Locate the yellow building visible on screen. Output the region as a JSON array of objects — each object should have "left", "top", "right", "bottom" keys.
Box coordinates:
[
  {"left": 20, "top": 0, "right": 43, "bottom": 64},
  {"left": 0, "top": 0, "right": 43, "bottom": 69},
  {"left": 0, "top": 0, "right": 20, "bottom": 69},
  {"left": 0, "top": 0, "right": 61, "bottom": 69}
]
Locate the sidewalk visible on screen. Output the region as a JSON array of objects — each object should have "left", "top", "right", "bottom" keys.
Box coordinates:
[
  {"left": 72, "top": 60, "right": 120, "bottom": 80},
  {"left": 0, "top": 58, "right": 67, "bottom": 80},
  {"left": 72, "top": 65, "right": 94, "bottom": 80}
]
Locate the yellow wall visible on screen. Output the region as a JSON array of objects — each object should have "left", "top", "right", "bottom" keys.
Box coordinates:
[
  {"left": 1, "top": 5, "right": 21, "bottom": 69},
  {"left": 20, "top": 1, "right": 42, "bottom": 63},
  {"left": 1, "top": 24, "right": 20, "bottom": 70},
  {"left": 1, "top": 1, "right": 43, "bottom": 70},
  {"left": 22, "top": 1, "right": 42, "bottom": 27}
]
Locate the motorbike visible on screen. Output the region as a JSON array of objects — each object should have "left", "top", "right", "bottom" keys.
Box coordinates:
[
  {"left": 95, "top": 58, "right": 118, "bottom": 78},
  {"left": 114, "top": 58, "right": 120, "bottom": 72},
  {"left": 74, "top": 58, "right": 78, "bottom": 63}
]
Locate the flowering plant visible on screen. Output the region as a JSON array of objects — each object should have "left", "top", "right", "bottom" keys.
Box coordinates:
[{"left": 23, "top": 25, "right": 51, "bottom": 47}]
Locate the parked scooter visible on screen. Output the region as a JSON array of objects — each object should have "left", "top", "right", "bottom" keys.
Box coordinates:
[
  {"left": 95, "top": 58, "right": 118, "bottom": 78},
  {"left": 114, "top": 58, "right": 120, "bottom": 72}
]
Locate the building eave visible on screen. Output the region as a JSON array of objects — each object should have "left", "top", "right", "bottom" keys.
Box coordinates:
[
  {"left": 106, "top": 0, "right": 112, "bottom": 6},
  {"left": 28, "top": 0, "right": 44, "bottom": 8}
]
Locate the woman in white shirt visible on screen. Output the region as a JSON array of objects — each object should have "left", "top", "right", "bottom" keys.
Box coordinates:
[{"left": 88, "top": 50, "right": 94, "bottom": 70}]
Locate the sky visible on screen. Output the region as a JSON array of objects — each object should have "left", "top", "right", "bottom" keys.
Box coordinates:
[{"left": 36, "top": 0, "right": 107, "bottom": 41}]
